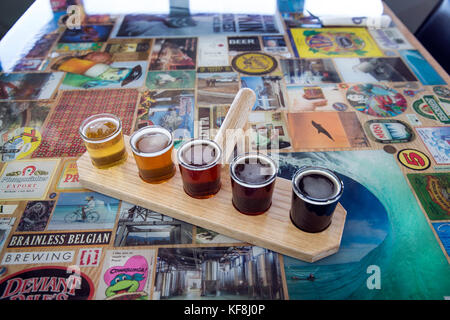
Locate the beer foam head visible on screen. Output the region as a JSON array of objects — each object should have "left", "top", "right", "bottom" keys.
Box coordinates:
[
  {"left": 177, "top": 139, "right": 222, "bottom": 170},
  {"left": 130, "top": 126, "right": 173, "bottom": 157},
  {"left": 292, "top": 166, "right": 343, "bottom": 205},
  {"left": 136, "top": 132, "right": 170, "bottom": 153},
  {"left": 80, "top": 113, "right": 122, "bottom": 143}
]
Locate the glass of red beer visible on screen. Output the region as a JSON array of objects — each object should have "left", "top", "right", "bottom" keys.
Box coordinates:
[
  {"left": 177, "top": 139, "right": 222, "bottom": 199},
  {"left": 229, "top": 153, "right": 277, "bottom": 215}
]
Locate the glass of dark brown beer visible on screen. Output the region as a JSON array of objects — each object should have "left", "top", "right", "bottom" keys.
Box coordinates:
[
  {"left": 229, "top": 153, "right": 277, "bottom": 215},
  {"left": 290, "top": 166, "right": 344, "bottom": 233},
  {"left": 177, "top": 139, "right": 222, "bottom": 199},
  {"left": 130, "top": 126, "right": 175, "bottom": 183},
  {"left": 79, "top": 113, "right": 127, "bottom": 169}
]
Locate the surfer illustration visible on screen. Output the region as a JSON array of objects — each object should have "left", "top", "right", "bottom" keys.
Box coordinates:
[{"left": 291, "top": 273, "right": 316, "bottom": 282}]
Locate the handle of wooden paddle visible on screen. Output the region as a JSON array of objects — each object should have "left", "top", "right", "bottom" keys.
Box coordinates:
[{"left": 214, "top": 88, "right": 256, "bottom": 161}]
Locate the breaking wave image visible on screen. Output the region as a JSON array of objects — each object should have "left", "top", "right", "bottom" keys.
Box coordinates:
[{"left": 277, "top": 150, "right": 450, "bottom": 299}]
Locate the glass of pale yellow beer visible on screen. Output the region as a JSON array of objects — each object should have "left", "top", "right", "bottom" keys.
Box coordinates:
[{"left": 79, "top": 113, "right": 127, "bottom": 169}]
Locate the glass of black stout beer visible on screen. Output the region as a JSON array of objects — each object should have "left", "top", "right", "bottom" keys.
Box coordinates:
[
  {"left": 290, "top": 166, "right": 344, "bottom": 233},
  {"left": 230, "top": 153, "right": 278, "bottom": 215}
]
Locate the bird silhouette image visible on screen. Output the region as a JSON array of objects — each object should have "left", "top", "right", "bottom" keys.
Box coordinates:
[{"left": 311, "top": 120, "right": 335, "bottom": 141}]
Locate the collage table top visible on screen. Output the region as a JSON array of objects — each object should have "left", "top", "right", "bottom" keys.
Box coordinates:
[{"left": 0, "top": 1, "right": 448, "bottom": 301}]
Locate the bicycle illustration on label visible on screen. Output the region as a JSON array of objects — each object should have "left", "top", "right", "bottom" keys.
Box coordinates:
[
  {"left": 64, "top": 196, "right": 100, "bottom": 223},
  {"left": 64, "top": 207, "right": 100, "bottom": 224}
]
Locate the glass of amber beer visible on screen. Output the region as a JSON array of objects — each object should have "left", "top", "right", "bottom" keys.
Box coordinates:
[
  {"left": 230, "top": 153, "right": 277, "bottom": 215},
  {"left": 79, "top": 113, "right": 127, "bottom": 169},
  {"left": 177, "top": 139, "right": 222, "bottom": 199},
  {"left": 130, "top": 126, "right": 175, "bottom": 183}
]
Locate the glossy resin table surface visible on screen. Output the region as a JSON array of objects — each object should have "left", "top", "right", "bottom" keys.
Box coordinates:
[{"left": 0, "top": 0, "right": 448, "bottom": 301}]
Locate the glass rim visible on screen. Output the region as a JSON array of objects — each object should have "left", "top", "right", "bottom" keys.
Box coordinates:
[
  {"left": 79, "top": 113, "right": 122, "bottom": 144},
  {"left": 177, "top": 139, "right": 222, "bottom": 171},
  {"left": 230, "top": 153, "right": 278, "bottom": 188},
  {"left": 292, "top": 166, "right": 344, "bottom": 205},
  {"left": 129, "top": 125, "right": 174, "bottom": 158}
]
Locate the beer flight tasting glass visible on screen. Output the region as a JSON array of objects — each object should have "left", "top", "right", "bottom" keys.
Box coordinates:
[
  {"left": 129, "top": 126, "right": 175, "bottom": 183},
  {"left": 229, "top": 153, "right": 277, "bottom": 215},
  {"left": 80, "top": 115, "right": 344, "bottom": 233},
  {"left": 79, "top": 113, "right": 127, "bottom": 169},
  {"left": 177, "top": 139, "right": 222, "bottom": 199},
  {"left": 290, "top": 166, "right": 344, "bottom": 233}
]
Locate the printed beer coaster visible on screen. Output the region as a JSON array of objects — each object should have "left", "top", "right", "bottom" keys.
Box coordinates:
[
  {"left": 397, "top": 149, "right": 431, "bottom": 171},
  {"left": 364, "top": 119, "right": 414, "bottom": 144},
  {"left": 412, "top": 96, "right": 450, "bottom": 124},
  {"left": 433, "top": 86, "right": 450, "bottom": 99},
  {"left": 232, "top": 52, "right": 278, "bottom": 75},
  {"left": 346, "top": 84, "right": 407, "bottom": 117},
  {"left": 332, "top": 102, "right": 348, "bottom": 111}
]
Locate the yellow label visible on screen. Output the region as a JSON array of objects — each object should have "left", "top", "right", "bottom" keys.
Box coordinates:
[
  {"left": 290, "top": 27, "right": 384, "bottom": 58},
  {"left": 397, "top": 149, "right": 430, "bottom": 171},
  {"left": 426, "top": 176, "right": 450, "bottom": 212},
  {"left": 1, "top": 127, "right": 42, "bottom": 161},
  {"left": 232, "top": 52, "right": 277, "bottom": 75}
]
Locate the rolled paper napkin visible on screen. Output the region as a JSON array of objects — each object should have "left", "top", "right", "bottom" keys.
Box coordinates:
[
  {"left": 318, "top": 15, "right": 392, "bottom": 28},
  {"left": 304, "top": 0, "right": 384, "bottom": 17},
  {"left": 303, "top": 0, "right": 391, "bottom": 28}
]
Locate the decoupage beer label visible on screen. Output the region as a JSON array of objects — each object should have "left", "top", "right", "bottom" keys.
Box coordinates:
[
  {"left": 56, "top": 159, "right": 83, "bottom": 191},
  {"left": 0, "top": 159, "right": 59, "bottom": 201},
  {"left": 289, "top": 27, "right": 383, "bottom": 58},
  {"left": 415, "top": 127, "right": 450, "bottom": 165},
  {"left": 0, "top": 266, "right": 94, "bottom": 300},
  {"left": 7, "top": 231, "right": 112, "bottom": 248},
  {"left": 0, "top": 127, "right": 42, "bottom": 162},
  {"left": 413, "top": 96, "right": 450, "bottom": 124},
  {"left": 1, "top": 250, "right": 75, "bottom": 265},
  {"left": 96, "top": 249, "right": 155, "bottom": 300},
  {"left": 407, "top": 173, "right": 450, "bottom": 220},
  {"left": 228, "top": 36, "right": 261, "bottom": 52},
  {"left": 397, "top": 149, "right": 431, "bottom": 171},
  {"left": 231, "top": 52, "right": 278, "bottom": 75},
  {"left": 364, "top": 119, "right": 414, "bottom": 144}
]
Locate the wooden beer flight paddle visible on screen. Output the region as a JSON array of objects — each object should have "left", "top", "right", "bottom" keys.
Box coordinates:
[
  {"left": 77, "top": 88, "right": 347, "bottom": 263},
  {"left": 213, "top": 87, "right": 256, "bottom": 161}
]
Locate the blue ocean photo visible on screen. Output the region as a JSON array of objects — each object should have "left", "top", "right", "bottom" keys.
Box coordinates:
[
  {"left": 399, "top": 50, "right": 445, "bottom": 85},
  {"left": 433, "top": 223, "right": 450, "bottom": 257}
]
